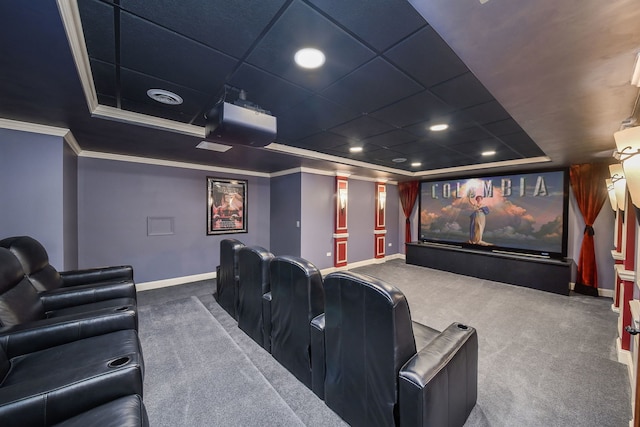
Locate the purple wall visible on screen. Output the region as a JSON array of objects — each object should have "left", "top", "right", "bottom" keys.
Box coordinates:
[
  {"left": 347, "top": 179, "right": 375, "bottom": 263},
  {"left": 78, "top": 157, "right": 270, "bottom": 283},
  {"left": 63, "top": 143, "right": 78, "bottom": 270},
  {"left": 270, "top": 173, "right": 301, "bottom": 257},
  {"left": 301, "top": 173, "right": 334, "bottom": 269},
  {"left": 0, "top": 129, "right": 66, "bottom": 268}
]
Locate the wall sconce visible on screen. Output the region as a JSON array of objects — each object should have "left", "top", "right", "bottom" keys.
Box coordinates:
[
  {"left": 614, "top": 126, "right": 640, "bottom": 209},
  {"left": 609, "top": 163, "right": 626, "bottom": 211},
  {"left": 379, "top": 190, "right": 386, "bottom": 210},
  {"left": 605, "top": 178, "right": 617, "bottom": 211},
  {"left": 339, "top": 188, "right": 348, "bottom": 210}
]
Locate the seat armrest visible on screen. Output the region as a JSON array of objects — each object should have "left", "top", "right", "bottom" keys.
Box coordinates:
[
  {"left": 262, "top": 292, "right": 272, "bottom": 353},
  {"left": 39, "top": 281, "right": 137, "bottom": 311},
  {"left": 310, "top": 313, "right": 326, "bottom": 399},
  {"left": 0, "top": 351, "right": 143, "bottom": 425},
  {"left": 214, "top": 265, "right": 221, "bottom": 301},
  {"left": 398, "top": 323, "right": 478, "bottom": 427},
  {"left": 0, "top": 307, "right": 137, "bottom": 358},
  {"left": 59, "top": 265, "right": 134, "bottom": 287}
]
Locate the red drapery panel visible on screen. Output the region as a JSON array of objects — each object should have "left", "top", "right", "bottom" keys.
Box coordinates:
[
  {"left": 569, "top": 163, "right": 609, "bottom": 295},
  {"left": 398, "top": 181, "right": 419, "bottom": 243}
]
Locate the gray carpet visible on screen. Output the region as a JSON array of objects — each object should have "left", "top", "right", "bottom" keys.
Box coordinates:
[
  {"left": 138, "top": 259, "right": 632, "bottom": 426},
  {"left": 351, "top": 260, "right": 631, "bottom": 427},
  {"left": 138, "top": 296, "right": 305, "bottom": 427}
]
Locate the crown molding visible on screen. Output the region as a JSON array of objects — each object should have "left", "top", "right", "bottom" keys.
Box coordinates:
[{"left": 412, "top": 156, "right": 551, "bottom": 177}]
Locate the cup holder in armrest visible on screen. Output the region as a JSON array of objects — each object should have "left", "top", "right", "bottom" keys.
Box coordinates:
[
  {"left": 108, "top": 356, "right": 131, "bottom": 368},
  {"left": 457, "top": 323, "right": 469, "bottom": 330},
  {"left": 115, "top": 306, "right": 131, "bottom": 312}
]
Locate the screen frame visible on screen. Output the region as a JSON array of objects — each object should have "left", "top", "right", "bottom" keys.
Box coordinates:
[{"left": 417, "top": 167, "right": 570, "bottom": 260}]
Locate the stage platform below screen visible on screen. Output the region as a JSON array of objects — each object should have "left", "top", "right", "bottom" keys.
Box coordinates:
[{"left": 405, "top": 242, "right": 574, "bottom": 295}]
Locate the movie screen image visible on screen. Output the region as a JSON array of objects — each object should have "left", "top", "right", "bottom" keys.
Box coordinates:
[{"left": 419, "top": 169, "right": 568, "bottom": 258}]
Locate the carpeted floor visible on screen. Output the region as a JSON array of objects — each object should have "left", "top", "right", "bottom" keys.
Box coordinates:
[
  {"left": 138, "top": 296, "right": 306, "bottom": 426},
  {"left": 137, "top": 259, "right": 632, "bottom": 426}
]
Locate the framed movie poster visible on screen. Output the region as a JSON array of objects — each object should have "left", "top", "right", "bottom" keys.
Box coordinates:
[{"left": 206, "top": 177, "right": 247, "bottom": 235}]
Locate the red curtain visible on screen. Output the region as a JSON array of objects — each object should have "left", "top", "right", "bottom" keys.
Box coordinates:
[
  {"left": 398, "top": 181, "right": 419, "bottom": 243},
  {"left": 569, "top": 163, "right": 609, "bottom": 295}
]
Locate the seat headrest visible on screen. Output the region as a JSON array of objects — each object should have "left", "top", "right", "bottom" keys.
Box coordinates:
[
  {"left": 0, "top": 248, "right": 28, "bottom": 294},
  {"left": 0, "top": 236, "right": 49, "bottom": 275},
  {"left": 270, "top": 255, "right": 320, "bottom": 279},
  {"left": 239, "top": 245, "right": 273, "bottom": 262},
  {"left": 220, "top": 238, "right": 244, "bottom": 250}
]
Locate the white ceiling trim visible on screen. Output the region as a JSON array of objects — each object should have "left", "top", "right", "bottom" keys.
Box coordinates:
[
  {"left": 57, "top": 0, "right": 98, "bottom": 113},
  {"left": 78, "top": 151, "right": 272, "bottom": 177},
  {"left": 92, "top": 105, "right": 205, "bottom": 137},
  {"left": 265, "top": 143, "right": 415, "bottom": 176},
  {"left": 412, "top": 156, "right": 551, "bottom": 177}
]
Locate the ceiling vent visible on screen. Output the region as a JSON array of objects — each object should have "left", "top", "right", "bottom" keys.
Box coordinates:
[{"left": 204, "top": 92, "right": 277, "bottom": 147}]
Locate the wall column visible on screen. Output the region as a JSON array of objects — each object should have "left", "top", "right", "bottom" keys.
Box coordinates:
[
  {"left": 333, "top": 173, "right": 349, "bottom": 267},
  {"left": 374, "top": 181, "right": 386, "bottom": 259}
]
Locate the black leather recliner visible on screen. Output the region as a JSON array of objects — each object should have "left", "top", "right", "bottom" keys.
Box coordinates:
[
  {"left": 0, "top": 248, "right": 138, "bottom": 334},
  {"left": 214, "top": 238, "right": 244, "bottom": 320},
  {"left": 237, "top": 245, "right": 273, "bottom": 350},
  {"left": 53, "top": 395, "right": 149, "bottom": 427},
  {"left": 267, "top": 255, "right": 324, "bottom": 389},
  {"left": 0, "top": 327, "right": 144, "bottom": 426},
  {"left": 312, "top": 271, "right": 478, "bottom": 427},
  {"left": 0, "top": 236, "right": 136, "bottom": 310}
]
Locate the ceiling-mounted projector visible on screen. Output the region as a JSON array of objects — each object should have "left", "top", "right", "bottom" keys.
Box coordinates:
[{"left": 204, "top": 101, "right": 277, "bottom": 147}]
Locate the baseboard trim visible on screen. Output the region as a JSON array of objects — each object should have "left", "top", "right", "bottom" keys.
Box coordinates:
[
  {"left": 136, "top": 271, "right": 216, "bottom": 292},
  {"left": 569, "top": 282, "right": 614, "bottom": 298},
  {"left": 319, "top": 252, "right": 405, "bottom": 276},
  {"left": 616, "top": 338, "right": 634, "bottom": 388}
]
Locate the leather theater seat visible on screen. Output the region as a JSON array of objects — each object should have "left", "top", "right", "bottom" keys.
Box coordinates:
[
  {"left": 52, "top": 395, "right": 148, "bottom": 427},
  {"left": 0, "top": 248, "right": 138, "bottom": 335},
  {"left": 0, "top": 236, "right": 136, "bottom": 310},
  {"left": 267, "top": 255, "right": 324, "bottom": 389},
  {"left": 237, "top": 245, "right": 273, "bottom": 350},
  {"left": 0, "top": 329, "right": 144, "bottom": 427},
  {"left": 214, "top": 238, "right": 244, "bottom": 320},
  {"left": 312, "top": 271, "right": 478, "bottom": 427}
]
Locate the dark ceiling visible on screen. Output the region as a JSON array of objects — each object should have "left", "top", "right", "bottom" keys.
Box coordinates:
[{"left": 1, "top": 1, "right": 639, "bottom": 181}]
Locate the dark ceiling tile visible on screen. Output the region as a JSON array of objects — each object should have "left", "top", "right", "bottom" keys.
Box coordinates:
[
  {"left": 329, "top": 115, "right": 394, "bottom": 141},
  {"left": 307, "top": 0, "right": 426, "bottom": 51},
  {"left": 361, "top": 129, "right": 417, "bottom": 148},
  {"left": 370, "top": 90, "right": 455, "bottom": 128},
  {"left": 228, "top": 64, "right": 313, "bottom": 117},
  {"left": 429, "top": 72, "right": 494, "bottom": 109},
  {"left": 385, "top": 25, "right": 468, "bottom": 88},
  {"left": 461, "top": 100, "right": 510, "bottom": 125},
  {"left": 277, "top": 95, "right": 360, "bottom": 141},
  {"left": 119, "top": 11, "right": 237, "bottom": 95},
  {"left": 483, "top": 118, "right": 524, "bottom": 136},
  {"left": 96, "top": 94, "right": 117, "bottom": 108},
  {"left": 77, "top": 0, "right": 115, "bottom": 63},
  {"left": 90, "top": 59, "right": 116, "bottom": 98},
  {"left": 119, "top": 68, "right": 211, "bottom": 122},
  {"left": 499, "top": 132, "right": 546, "bottom": 157},
  {"left": 403, "top": 109, "right": 477, "bottom": 137},
  {"left": 321, "top": 57, "right": 423, "bottom": 112},
  {"left": 246, "top": 0, "right": 375, "bottom": 91},
  {"left": 120, "top": 0, "right": 287, "bottom": 58},
  {"left": 121, "top": 98, "right": 200, "bottom": 123},
  {"left": 288, "top": 131, "right": 350, "bottom": 151}
]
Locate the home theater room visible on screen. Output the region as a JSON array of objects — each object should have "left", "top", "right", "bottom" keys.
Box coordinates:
[{"left": 2, "top": 0, "right": 640, "bottom": 426}]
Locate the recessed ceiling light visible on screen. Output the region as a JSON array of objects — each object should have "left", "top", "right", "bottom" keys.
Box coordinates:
[
  {"left": 294, "top": 48, "right": 325, "bottom": 69},
  {"left": 147, "top": 89, "right": 183, "bottom": 105},
  {"left": 392, "top": 158, "right": 407, "bottom": 163},
  {"left": 429, "top": 124, "right": 448, "bottom": 131},
  {"left": 349, "top": 146, "right": 363, "bottom": 153},
  {"left": 411, "top": 162, "right": 422, "bottom": 167},
  {"left": 482, "top": 150, "right": 496, "bottom": 156}
]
